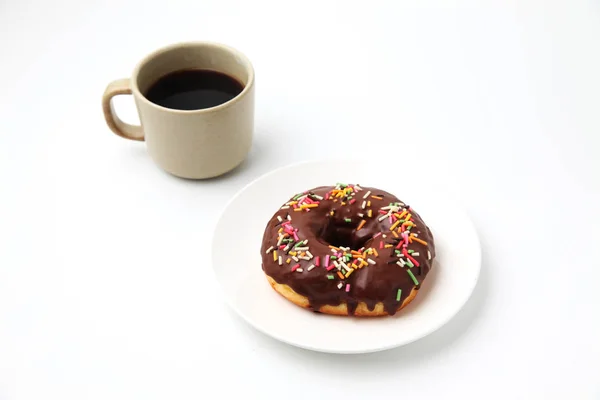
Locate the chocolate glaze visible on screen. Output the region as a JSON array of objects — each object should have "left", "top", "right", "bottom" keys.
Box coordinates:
[{"left": 260, "top": 185, "right": 435, "bottom": 316}]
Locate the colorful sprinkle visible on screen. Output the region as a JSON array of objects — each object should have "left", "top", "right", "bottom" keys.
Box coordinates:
[
  {"left": 273, "top": 250, "right": 278, "bottom": 261},
  {"left": 291, "top": 264, "right": 300, "bottom": 272},
  {"left": 411, "top": 236, "right": 428, "bottom": 246},
  {"left": 345, "top": 284, "right": 351, "bottom": 292},
  {"left": 403, "top": 249, "right": 420, "bottom": 266},
  {"left": 337, "top": 271, "right": 345, "bottom": 280},
  {"left": 307, "top": 264, "right": 315, "bottom": 271},
  {"left": 363, "top": 190, "right": 371, "bottom": 199},
  {"left": 407, "top": 269, "right": 419, "bottom": 285},
  {"left": 278, "top": 256, "right": 283, "bottom": 265},
  {"left": 396, "top": 289, "right": 402, "bottom": 302},
  {"left": 327, "top": 274, "right": 335, "bottom": 280},
  {"left": 266, "top": 246, "right": 274, "bottom": 254},
  {"left": 344, "top": 218, "right": 352, "bottom": 223},
  {"left": 357, "top": 219, "right": 366, "bottom": 231}
]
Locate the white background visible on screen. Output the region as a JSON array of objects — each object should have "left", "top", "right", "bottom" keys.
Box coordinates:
[{"left": 1, "top": 0, "right": 599, "bottom": 399}]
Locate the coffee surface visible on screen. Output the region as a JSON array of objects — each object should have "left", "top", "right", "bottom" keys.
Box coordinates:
[{"left": 145, "top": 69, "right": 244, "bottom": 110}]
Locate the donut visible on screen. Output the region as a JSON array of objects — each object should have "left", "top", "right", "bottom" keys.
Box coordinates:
[{"left": 260, "top": 184, "right": 436, "bottom": 317}]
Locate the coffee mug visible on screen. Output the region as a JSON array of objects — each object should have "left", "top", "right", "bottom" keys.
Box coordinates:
[{"left": 102, "top": 42, "right": 255, "bottom": 179}]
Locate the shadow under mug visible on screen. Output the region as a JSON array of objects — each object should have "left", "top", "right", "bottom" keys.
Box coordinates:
[{"left": 102, "top": 42, "right": 255, "bottom": 179}]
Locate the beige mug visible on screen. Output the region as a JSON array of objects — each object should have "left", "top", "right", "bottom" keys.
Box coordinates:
[{"left": 102, "top": 42, "right": 255, "bottom": 179}]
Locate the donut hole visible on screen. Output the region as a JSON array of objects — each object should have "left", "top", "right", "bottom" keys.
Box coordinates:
[{"left": 318, "top": 220, "right": 373, "bottom": 250}]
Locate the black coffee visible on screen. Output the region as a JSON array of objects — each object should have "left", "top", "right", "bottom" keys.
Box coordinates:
[{"left": 144, "top": 69, "right": 244, "bottom": 110}]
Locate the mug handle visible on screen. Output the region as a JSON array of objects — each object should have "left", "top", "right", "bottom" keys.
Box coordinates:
[{"left": 102, "top": 78, "right": 145, "bottom": 141}]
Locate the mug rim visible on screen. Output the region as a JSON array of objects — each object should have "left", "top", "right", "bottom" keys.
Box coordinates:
[{"left": 130, "top": 41, "right": 255, "bottom": 114}]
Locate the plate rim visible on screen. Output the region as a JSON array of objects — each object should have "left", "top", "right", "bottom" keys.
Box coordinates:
[{"left": 211, "top": 160, "right": 482, "bottom": 354}]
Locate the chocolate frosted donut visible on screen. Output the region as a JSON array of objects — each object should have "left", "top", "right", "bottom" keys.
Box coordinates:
[{"left": 260, "top": 184, "right": 436, "bottom": 316}]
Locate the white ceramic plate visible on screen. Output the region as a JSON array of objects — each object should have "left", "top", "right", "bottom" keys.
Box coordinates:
[{"left": 212, "top": 160, "right": 481, "bottom": 354}]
